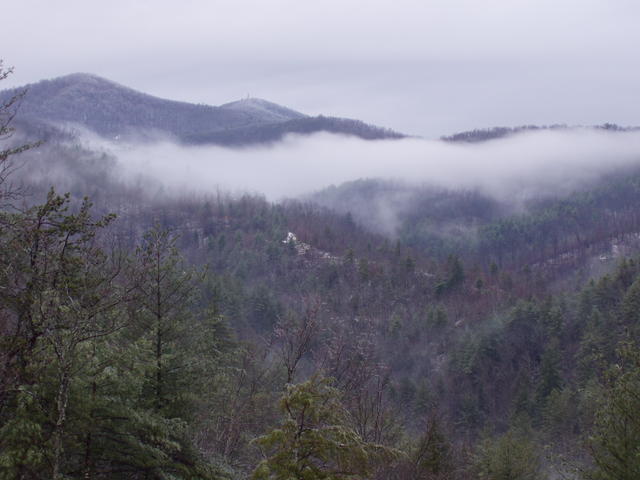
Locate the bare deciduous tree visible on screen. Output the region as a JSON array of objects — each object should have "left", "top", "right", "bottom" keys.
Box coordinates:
[
  {"left": 274, "top": 297, "right": 322, "bottom": 384},
  {"left": 0, "top": 62, "right": 41, "bottom": 202}
]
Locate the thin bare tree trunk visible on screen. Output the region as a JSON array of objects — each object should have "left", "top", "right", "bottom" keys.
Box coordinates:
[{"left": 52, "top": 365, "right": 71, "bottom": 480}]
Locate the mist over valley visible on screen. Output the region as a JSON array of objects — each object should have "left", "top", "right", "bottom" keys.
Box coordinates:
[{"left": 8, "top": 72, "right": 640, "bottom": 238}]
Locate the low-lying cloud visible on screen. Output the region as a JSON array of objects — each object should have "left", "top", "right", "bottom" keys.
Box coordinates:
[{"left": 103, "top": 128, "right": 640, "bottom": 203}]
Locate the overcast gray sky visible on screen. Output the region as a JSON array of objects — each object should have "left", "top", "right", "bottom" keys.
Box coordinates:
[{"left": 3, "top": 0, "right": 639, "bottom": 137}]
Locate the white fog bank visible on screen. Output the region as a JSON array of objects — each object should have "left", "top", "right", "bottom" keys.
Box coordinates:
[{"left": 103, "top": 129, "right": 640, "bottom": 202}]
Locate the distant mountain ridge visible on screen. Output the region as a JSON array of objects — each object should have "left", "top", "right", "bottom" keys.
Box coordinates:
[
  {"left": 441, "top": 123, "right": 640, "bottom": 143},
  {"left": 0, "top": 73, "right": 405, "bottom": 145}
]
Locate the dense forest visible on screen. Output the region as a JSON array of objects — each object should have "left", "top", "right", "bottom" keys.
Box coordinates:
[{"left": 1, "top": 65, "right": 639, "bottom": 480}]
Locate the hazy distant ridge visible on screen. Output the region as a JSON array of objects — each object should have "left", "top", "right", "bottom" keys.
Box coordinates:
[
  {"left": 441, "top": 123, "right": 640, "bottom": 143},
  {"left": 1, "top": 73, "right": 405, "bottom": 145}
]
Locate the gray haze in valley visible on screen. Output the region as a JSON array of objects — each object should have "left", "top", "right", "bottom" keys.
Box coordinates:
[
  {"left": 99, "top": 128, "right": 640, "bottom": 205},
  {"left": 4, "top": 1, "right": 640, "bottom": 137}
]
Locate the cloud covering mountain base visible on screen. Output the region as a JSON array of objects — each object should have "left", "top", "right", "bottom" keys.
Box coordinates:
[{"left": 103, "top": 128, "right": 640, "bottom": 204}]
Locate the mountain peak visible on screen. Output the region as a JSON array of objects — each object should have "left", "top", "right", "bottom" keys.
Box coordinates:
[
  {"left": 58, "top": 72, "right": 115, "bottom": 84},
  {"left": 34, "top": 72, "right": 133, "bottom": 95},
  {"left": 220, "top": 97, "right": 307, "bottom": 123}
]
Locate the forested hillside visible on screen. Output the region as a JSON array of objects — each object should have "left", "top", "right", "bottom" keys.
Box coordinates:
[
  {"left": 441, "top": 124, "right": 640, "bottom": 143},
  {"left": 1, "top": 66, "right": 639, "bottom": 480},
  {"left": 0, "top": 73, "right": 404, "bottom": 146},
  {"left": 312, "top": 172, "right": 640, "bottom": 277}
]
